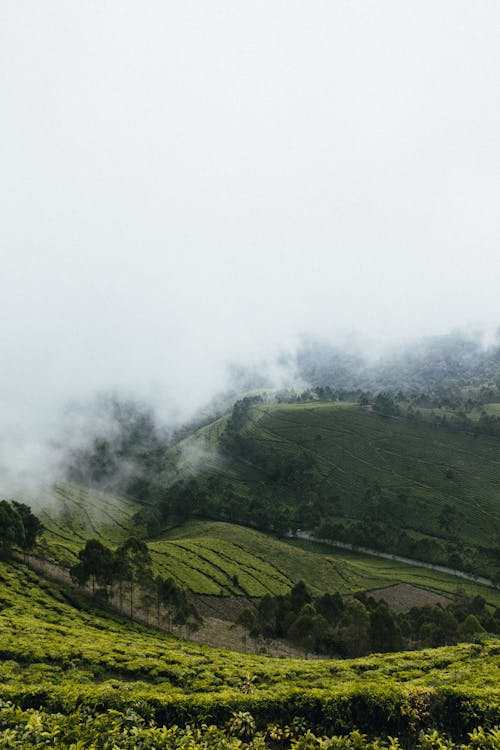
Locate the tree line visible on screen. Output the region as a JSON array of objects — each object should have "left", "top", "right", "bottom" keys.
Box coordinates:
[
  {"left": 70, "top": 537, "right": 201, "bottom": 631},
  {"left": 237, "top": 581, "right": 500, "bottom": 658}
]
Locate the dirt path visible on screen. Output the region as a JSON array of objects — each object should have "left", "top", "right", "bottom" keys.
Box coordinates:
[{"left": 291, "top": 532, "right": 497, "bottom": 588}]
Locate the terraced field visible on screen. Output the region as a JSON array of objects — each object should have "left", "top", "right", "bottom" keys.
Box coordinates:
[
  {"left": 36, "top": 483, "right": 142, "bottom": 565},
  {"left": 33, "top": 485, "right": 500, "bottom": 606},
  {"left": 150, "top": 521, "right": 370, "bottom": 597},
  {"left": 1, "top": 558, "right": 499, "bottom": 731},
  {"left": 192, "top": 402, "right": 500, "bottom": 561},
  {"left": 36, "top": 403, "right": 500, "bottom": 582}
]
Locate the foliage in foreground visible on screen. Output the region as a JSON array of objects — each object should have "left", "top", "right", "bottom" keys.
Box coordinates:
[
  {"left": 1, "top": 560, "right": 499, "bottom": 745},
  {"left": 1, "top": 701, "right": 499, "bottom": 750}
]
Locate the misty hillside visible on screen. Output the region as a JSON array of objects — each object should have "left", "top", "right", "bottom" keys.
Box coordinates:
[
  {"left": 295, "top": 332, "right": 500, "bottom": 395},
  {"left": 54, "top": 336, "right": 500, "bottom": 584},
  {"left": 157, "top": 401, "right": 500, "bottom": 580}
]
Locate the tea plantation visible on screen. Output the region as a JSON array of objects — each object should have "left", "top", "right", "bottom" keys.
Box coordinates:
[{"left": 0, "top": 559, "right": 499, "bottom": 747}]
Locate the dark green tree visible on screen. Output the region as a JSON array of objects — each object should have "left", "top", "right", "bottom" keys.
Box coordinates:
[
  {"left": 287, "top": 604, "right": 329, "bottom": 657},
  {"left": 338, "top": 599, "right": 370, "bottom": 657},
  {"left": 11, "top": 501, "right": 43, "bottom": 554},
  {"left": 115, "top": 537, "right": 152, "bottom": 618},
  {"left": 70, "top": 539, "right": 115, "bottom": 594},
  {"left": 290, "top": 581, "right": 312, "bottom": 614},
  {"left": 369, "top": 603, "right": 403, "bottom": 652},
  {"left": 0, "top": 500, "right": 24, "bottom": 556}
]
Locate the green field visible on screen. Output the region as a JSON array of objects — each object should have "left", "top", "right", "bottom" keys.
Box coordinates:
[
  {"left": 6, "top": 401, "right": 500, "bottom": 747},
  {"left": 35, "top": 402, "right": 500, "bottom": 583},
  {"left": 34, "top": 483, "right": 500, "bottom": 608},
  {"left": 1, "top": 559, "right": 499, "bottom": 736},
  {"left": 247, "top": 403, "right": 500, "bottom": 543},
  {"left": 176, "top": 402, "right": 500, "bottom": 575},
  {"left": 36, "top": 483, "right": 142, "bottom": 566}
]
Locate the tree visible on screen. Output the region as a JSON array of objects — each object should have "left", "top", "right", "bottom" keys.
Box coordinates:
[
  {"left": 316, "top": 592, "right": 344, "bottom": 625},
  {"left": 287, "top": 604, "right": 329, "bottom": 657},
  {"left": 290, "top": 581, "right": 312, "bottom": 614},
  {"left": 0, "top": 500, "right": 24, "bottom": 556},
  {"left": 373, "top": 392, "right": 399, "bottom": 417},
  {"left": 237, "top": 608, "right": 260, "bottom": 638},
  {"left": 112, "top": 548, "right": 132, "bottom": 613},
  {"left": 155, "top": 575, "right": 198, "bottom": 631},
  {"left": 338, "top": 599, "right": 370, "bottom": 657},
  {"left": 115, "top": 537, "right": 152, "bottom": 618},
  {"left": 11, "top": 502, "right": 43, "bottom": 554},
  {"left": 458, "top": 614, "right": 485, "bottom": 641},
  {"left": 369, "top": 604, "right": 403, "bottom": 652},
  {"left": 70, "top": 539, "right": 115, "bottom": 594}
]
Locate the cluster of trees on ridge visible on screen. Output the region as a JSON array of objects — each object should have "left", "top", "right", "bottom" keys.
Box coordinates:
[
  {"left": 295, "top": 332, "right": 500, "bottom": 395},
  {"left": 237, "top": 581, "right": 500, "bottom": 658},
  {"left": 70, "top": 537, "right": 200, "bottom": 631},
  {"left": 0, "top": 499, "right": 42, "bottom": 557}
]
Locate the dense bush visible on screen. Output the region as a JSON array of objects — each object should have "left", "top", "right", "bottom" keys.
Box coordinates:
[
  {"left": 0, "top": 700, "right": 499, "bottom": 749},
  {"left": 237, "top": 581, "right": 500, "bottom": 657}
]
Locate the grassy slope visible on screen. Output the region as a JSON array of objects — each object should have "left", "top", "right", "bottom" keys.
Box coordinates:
[
  {"left": 36, "top": 483, "right": 142, "bottom": 566},
  {"left": 286, "top": 538, "right": 500, "bottom": 607},
  {"left": 34, "top": 484, "right": 500, "bottom": 605},
  {"left": 1, "top": 559, "right": 499, "bottom": 712},
  {"left": 203, "top": 402, "right": 500, "bottom": 551}
]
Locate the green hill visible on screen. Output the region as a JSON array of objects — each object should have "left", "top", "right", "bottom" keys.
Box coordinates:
[
  {"left": 34, "top": 485, "right": 500, "bottom": 610},
  {"left": 169, "top": 401, "right": 500, "bottom": 578},
  {"left": 36, "top": 483, "right": 142, "bottom": 566}
]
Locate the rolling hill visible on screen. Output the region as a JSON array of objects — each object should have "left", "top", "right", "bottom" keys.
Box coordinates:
[
  {"left": 5, "top": 397, "right": 500, "bottom": 747},
  {"left": 33, "top": 484, "right": 500, "bottom": 614},
  {"left": 167, "top": 401, "right": 500, "bottom": 578},
  {"left": 1, "top": 557, "right": 499, "bottom": 747}
]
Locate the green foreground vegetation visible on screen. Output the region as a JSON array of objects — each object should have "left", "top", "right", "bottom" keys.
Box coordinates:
[{"left": 0, "top": 560, "right": 499, "bottom": 748}]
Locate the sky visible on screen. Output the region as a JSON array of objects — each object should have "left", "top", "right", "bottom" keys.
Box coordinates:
[{"left": 1, "top": 1, "right": 500, "bottom": 488}]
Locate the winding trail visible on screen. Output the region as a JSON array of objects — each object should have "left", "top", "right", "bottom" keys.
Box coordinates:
[{"left": 290, "top": 531, "right": 497, "bottom": 588}]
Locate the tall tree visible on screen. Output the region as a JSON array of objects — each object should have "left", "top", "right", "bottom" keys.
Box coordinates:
[
  {"left": 11, "top": 501, "right": 43, "bottom": 557},
  {"left": 0, "top": 500, "right": 24, "bottom": 555},
  {"left": 115, "top": 537, "right": 152, "bottom": 618},
  {"left": 70, "top": 539, "right": 115, "bottom": 594}
]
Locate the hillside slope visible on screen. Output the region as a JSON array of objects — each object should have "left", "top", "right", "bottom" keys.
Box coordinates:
[
  {"left": 173, "top": 402, "right": 500, "bottom": 577},
  {"left": 34, "top": 485, "right": 500, "bottom": 607},
  {"left": 1, "top": 558, "right": 499, "bottom": 737}
]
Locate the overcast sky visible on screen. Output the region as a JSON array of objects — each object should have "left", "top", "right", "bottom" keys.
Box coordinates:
[{"left": 1, "top": 1, "right": 500, "bottom": 472}]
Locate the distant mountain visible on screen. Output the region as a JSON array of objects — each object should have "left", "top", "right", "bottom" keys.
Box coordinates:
[{"left": 295, "top": 332, "right": 500, "bottom": 395}]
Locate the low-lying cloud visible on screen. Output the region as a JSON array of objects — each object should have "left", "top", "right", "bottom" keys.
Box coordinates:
[{"left": 1, "top": 1, "right": 499, "bottom": 497}]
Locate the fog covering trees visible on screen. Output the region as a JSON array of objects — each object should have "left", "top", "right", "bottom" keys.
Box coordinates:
[
  {"left": 64, "top": 396, "right": 172, "bottom": 508},
  {"left": 295, "top": 332, "right": 500, "bottom": 396}
]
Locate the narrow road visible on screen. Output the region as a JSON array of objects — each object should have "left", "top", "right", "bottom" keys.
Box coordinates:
[{"left": 291, "top": 532, "right": 497, "bottom": 589}]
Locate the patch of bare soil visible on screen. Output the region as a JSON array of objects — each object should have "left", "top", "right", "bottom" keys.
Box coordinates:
[
  {"left": 189, "top": 593, "right": 258, "bottom": 621},
  {"left": 183, "top": 616, "right": 312, "bottom": 658},
  {"left": 366, "top": 583, "right": 450, "bottom": 612}
]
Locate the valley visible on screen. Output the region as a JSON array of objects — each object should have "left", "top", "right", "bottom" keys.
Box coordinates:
[{"left": 2, "top": 389, "right": 500, "bottom": 747}]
